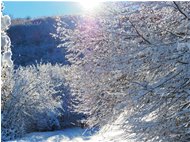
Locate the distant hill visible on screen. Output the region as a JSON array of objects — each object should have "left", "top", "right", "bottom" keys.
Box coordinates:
[{"left": 7, "top": 16, "right": 75, "bottom": 67}]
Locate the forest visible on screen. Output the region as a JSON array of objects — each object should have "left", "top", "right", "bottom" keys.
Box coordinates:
[{"left": 1, "top": 1, "right": 190, "bottom": 142}]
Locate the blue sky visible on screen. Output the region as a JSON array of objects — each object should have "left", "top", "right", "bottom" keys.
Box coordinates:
[{"left": 3, "top": 1, "right": 83, "bottom": 19}]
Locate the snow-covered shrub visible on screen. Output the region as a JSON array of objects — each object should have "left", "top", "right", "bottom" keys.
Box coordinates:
[
  {"left": 1, "top": 63, "right": 72, "bottom": 141},
  {"left": 56, "top": 2, "right": 190, "bottom": 142},
  {"left": 1, "top": 3, "right": 13, "bottom": 115}
]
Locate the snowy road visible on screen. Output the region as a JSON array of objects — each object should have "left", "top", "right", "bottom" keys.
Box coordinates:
[
  {"left": 8, "top": 126, "right": 126, "bottom": 142},
  {"left": 9, "top": 127, "right": 92, "bottom": 142},
  {"left": 8, "top": 113, "right": 131, "bottom": 142}
]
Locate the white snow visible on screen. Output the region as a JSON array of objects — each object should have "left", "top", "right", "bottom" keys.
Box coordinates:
[
  {"left": 2, "top": 50, "right": 13, "bottom": 67},
  {"left": 7, "top": 127, "right": 117, "bottom": 142},
  {"left": 8, "top": 127, "right": 88, "bottom": 142},
  {"left": 1, "top": 15, "right": 11, "bottom": 31},
  {"left": 8, "top": 113, "right": 129, "bottom": 142}
]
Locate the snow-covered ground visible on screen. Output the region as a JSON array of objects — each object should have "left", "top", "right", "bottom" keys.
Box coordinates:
[
  {"left": 8, "top": 127, "right": 91, "bottom": 142},
  {"left": 8, "top": 125, "right": 124, "bottom": 142},
  {"left": 8, "top": 113, "right": 131, "bottom": 142}
]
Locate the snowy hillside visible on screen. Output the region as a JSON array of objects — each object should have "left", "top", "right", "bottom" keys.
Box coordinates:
[{"left": 7, "top": 16, "right": 75, "bottom": 67}]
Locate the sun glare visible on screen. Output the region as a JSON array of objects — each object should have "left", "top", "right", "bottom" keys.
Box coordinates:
[{"left": 79, "top": 0, "right": 101, "bottom": 11}]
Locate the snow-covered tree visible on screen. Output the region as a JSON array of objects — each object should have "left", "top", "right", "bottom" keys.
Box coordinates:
[
  {"left": 56, "top": 2, "right": 190, "bottom": 141},
  {"left": 1, "top": 3, "right": 88, "bottom": 141},
  {"left": 1, "top": 63, "right": 72, "bottom": 141},
  {"left": 1, "top": 2, "right": 13, "bottom": 106}
]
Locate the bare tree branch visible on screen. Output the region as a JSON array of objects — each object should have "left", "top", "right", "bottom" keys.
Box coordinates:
[
  {"left": 128, "top": 20, "right": 152, "bottom": 44},
  {"left": 173, "top": 2, "right": 189, "bottom": 20}
]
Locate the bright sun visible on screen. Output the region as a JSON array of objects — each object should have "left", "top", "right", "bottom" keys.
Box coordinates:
[{"left": 79, "top": 0, "right": 101, "bottom": 10}]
